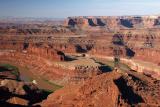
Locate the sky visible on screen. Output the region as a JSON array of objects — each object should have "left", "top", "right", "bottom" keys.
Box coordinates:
[{"left": 0, "top": 0, "right": 160, "bottom": 18}]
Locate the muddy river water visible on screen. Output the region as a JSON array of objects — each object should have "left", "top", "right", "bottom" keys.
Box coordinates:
[{"left": 0, "top": 61, "right": 62, "bottom": 91}]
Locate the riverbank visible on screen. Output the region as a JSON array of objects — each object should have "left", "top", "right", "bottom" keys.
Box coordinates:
[{"left": 0, "top": 61, "right": 62, "bottom": 92}]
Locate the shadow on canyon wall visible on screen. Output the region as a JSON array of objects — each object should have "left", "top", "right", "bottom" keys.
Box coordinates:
[
  {"left": 125, "top": 47, "right": 135, "bottom": 58},
  {"left": 88, "top": 19, "right": 97, "bottom": 26},
  {"left": 114, "top": 77, "right": 144, "bottom": 105},
  {"left": 120, "top": 19, "right": 133, "bottom": 28},
  {"left": 97, "top": 18, "right": 106, "bottom": 26}
]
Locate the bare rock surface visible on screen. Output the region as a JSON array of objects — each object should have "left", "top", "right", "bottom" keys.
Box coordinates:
[{"left": 42, "top": 71, "right": 160, "bottom": 107}]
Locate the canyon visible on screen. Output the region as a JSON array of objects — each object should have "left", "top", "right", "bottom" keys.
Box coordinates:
[{"left": 0, "top": 16, "right": 160, "bottom": 107}]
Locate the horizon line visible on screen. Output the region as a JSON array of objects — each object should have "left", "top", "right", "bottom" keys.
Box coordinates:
[{"left": 0, "top": 14, "right": 160, "bottom": 19}]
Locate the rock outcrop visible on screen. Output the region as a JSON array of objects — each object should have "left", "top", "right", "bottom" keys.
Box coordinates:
[
  {"left": 42, "top": 71, "right": 160, "bottom": 107},
  {"left": 0, "top": 64, "right": 51, "bottom": 106},
  {"left": 66, "top": 16, "right": 160, "bottom": 29},
  {"left": 0, "top": 16, "right": 160, "bottom": 106},
  {"left": 0, "top": 79, "right": 46, "bottom": 106}
]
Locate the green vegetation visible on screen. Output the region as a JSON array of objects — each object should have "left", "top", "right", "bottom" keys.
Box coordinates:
[
  {"left": 43, "top": 78, "right": 63, "bottom": 91},
  {"left": 0, "top": 63, "right": 20, "bottom": 79},
  {"left": 119, "top": 62, "right": 131, "bottom": 71},
  {"left": 0, "top": 63, "right": 62, "bottom": 99},
  {"left": 94, "top": 58, "right": 131, "bottom": 72}
]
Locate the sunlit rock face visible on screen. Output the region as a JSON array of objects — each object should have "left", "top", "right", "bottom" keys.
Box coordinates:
[
  {"left": 0, "top": 16, "right": 160, "bottom": 106},
  {"left": 0, "top": 65, "right": 47, "bottom": 106},
  {"left": 41, "top": 71, "right": 160, "bottom": 107},
  {"left": 66, "top": 16, "right": 160, "bottom": 29},
  {"left": 1, "top": 23, "right": 160, "bottom": 80}
]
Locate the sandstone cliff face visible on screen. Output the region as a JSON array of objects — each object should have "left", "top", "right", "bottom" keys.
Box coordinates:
[
  {"left": 0, "top": 64, "right": 47, "bottom": 106},
  {"left": 66, "top": 16, "right": 160, "bottom": 29},
  {"left": 0, "top": 22, "right": 73, "bottom": 36},
  {"left": 27, "top": 44, "right": 65, "bottom": 61},
  {"left": 0, "top": 41, "right": 102, "bottom": 85},
  {"left": 1, "top": 17, "right": 160, "bottom": 106},
  {"left": 41, "top": 72, "right": 121, "bottom": 107},
  {"left": 42, "top": 71, "right": 160, "bottom": 107},
  {"left": 0, "top": 79, "right": 47, "bottom": 106},
  {"left": 1, "top": 32, "right": 160, "bottom": 77}
]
